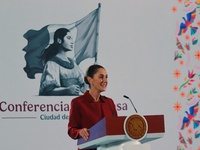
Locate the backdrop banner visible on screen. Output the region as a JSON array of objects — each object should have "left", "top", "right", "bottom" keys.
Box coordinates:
[{"left": 1, "top": 0, "right": 199, "bottom": 150}]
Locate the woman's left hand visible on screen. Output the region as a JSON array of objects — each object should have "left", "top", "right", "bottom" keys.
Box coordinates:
[{"left": 79, "top": 128, "right": 90, "bottom": 140}]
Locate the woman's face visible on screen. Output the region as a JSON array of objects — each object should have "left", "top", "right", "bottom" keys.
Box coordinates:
[
  {"left": 61, "top": 32, "right": 74, "bottom": 51},
  {"left": 89, "top": 68, "right": 108, "bottom": 92}
]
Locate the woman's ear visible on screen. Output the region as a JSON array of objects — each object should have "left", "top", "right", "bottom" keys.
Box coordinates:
[
  {"left": 87, "top": 76, "right": 92, "bottom": 85},
  {"left": 57, "top": 38, "right": 62, "bottom": 44}
]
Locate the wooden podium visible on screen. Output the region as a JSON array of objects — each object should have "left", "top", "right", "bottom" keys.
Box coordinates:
[{"left": 77, "top": 114, "right": 165, "bottom": 150}]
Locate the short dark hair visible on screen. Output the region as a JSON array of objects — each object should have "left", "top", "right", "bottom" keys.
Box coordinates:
[{"left": 84, "top": 64, "right": 104, "bottom": 85}]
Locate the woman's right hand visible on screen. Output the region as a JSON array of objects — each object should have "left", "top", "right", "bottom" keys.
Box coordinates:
[
  {"left": 67, "top": 85, "right": 80, "bottom": 95},
  {"left": 79, "top": 128, "right": 90, "bottom": 140}
]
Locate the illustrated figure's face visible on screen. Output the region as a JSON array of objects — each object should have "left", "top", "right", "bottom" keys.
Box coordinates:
[
  {"left": 89, "top": 68, "right": 108, "bottom": 92},
  {"left": 61, "top": 32, "right": 74, "bottom": 51}
]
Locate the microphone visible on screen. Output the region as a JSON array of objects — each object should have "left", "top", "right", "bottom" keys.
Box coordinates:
[{"left": 123, "top": 95, "right": 138, "bottom": 113}]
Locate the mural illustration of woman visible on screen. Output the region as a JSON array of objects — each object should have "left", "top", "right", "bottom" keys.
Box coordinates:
[{"left": 39, "top": 28, "right": 88, "bottom": 96}]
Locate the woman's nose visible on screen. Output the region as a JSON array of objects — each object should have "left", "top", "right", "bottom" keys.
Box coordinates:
[
  {"left": 71, "top": 37, "right": 74, "bottom": 43},
  {"left": 103, "top": 77, "right": 108, "bottom": 82}
]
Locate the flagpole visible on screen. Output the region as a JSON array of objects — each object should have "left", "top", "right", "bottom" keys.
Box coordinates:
[{"left": 94, "top": 3, "right": 101, "bottom": 64}]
